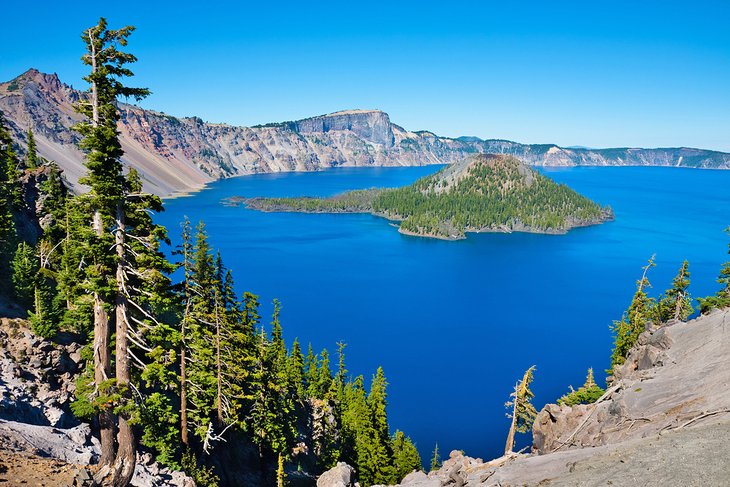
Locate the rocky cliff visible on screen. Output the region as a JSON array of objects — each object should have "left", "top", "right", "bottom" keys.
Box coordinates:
[
  {"left": 0, "top": 318, "right": 194, "bottom": 486},
  {"left": 318, "top": 308, "right": 730, "bottom": 487},
  {"left": 2, "top": 69, "right": 729, "bottom": 197}
]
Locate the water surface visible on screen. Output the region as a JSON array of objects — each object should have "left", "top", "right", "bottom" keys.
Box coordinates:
[{"left": 157, "top": 165, "right": 730, "bottom": 461}]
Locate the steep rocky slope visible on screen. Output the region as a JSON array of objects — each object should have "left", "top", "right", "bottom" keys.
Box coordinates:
[
  {"left": 2, "top": 69, "right": 729, "bottom": 197},
  {"left": 319, "top": 308, "right": 730, "bottom": 487},
  {"left": 0, "top": 318, "right": 195, "bottom": 486}
]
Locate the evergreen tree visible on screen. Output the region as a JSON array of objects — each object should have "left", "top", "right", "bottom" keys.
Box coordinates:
[
  {"left": 657, "top": 260, "right": 693, "bottom": 322},
  {"left": 25, "top": 128, "right": 38, "bottom": 169},
  {"left": 72, "top": 18, "right": 160, "bottom": 485},
  {"left": 365, "top": 367, "right": 395, "bottom": 485},
  {"left": 391, "top": 430, "right": 422, "bottom": 482},
  {"left": 12, "top": 241, "right": 37, "bottom": 310},
  {"left": 286, "top": 338, "right": 305, "bottom": 399},
  {"left": 0, "top": 113, "right": 18, "bottom": 292},
  {"left": 557, "top": 368, "right": 605, "bottom": 406},
  {"left": 57, "top": 196, "right": 94, "bottom": 335},
  {"left": 316, "top": 349, "right": 333, "bottom": 399},
  {"left": 340, "top": 376, "right": 376, "bottom": 485},
  {"left": 504, "top": 365, "right": 537, "bottom": 455},
  {"left": 610, "top": 256, "right": 657, "bottom": 371},
  {"left": 429, "top": 443, "right": 441, "bottom": 472},
  {"left": 304, "top": 344, "right": 319, "bottom": 396},
  {"left": 0, "top": 114, "right": 23, "bottom": 209},
  {"left": 28, "top": 269, "right": 61, "bottom": 339}
]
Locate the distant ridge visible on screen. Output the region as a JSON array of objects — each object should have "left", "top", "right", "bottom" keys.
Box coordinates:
[{"left": 1, "top": 68, "right": 729, "bottom": 196}]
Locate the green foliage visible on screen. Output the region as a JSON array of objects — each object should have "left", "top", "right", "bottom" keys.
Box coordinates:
[
  {"left": 506, "top": 366, "right": 538, "bottom": 434},
  {"left": 140, "top": 392, "right": 180, "bottom": 467},
  {"left": 181, "top": 449, "right": 220, "bottom": 487},
  {"left": 656, "top": 260, "right": 694, "bottom": 322},
  {"left": 25, "top": 128, "right": 38, "bottom": 169},
  {"left": 12, "top": 242, "right": 37, "bottom": 310},
  {"left": 610, "top": 256, "right": 657, "bottom": 371},
  {"left": 557, "top": 368, "right": 605, "bottom": 406},
  {"left": 276, "top": 453, "right": 286, "bottom": 487},
  {"left": 245, "top": 155, "right": 609, "bottom": 239},
  {"left": 505, "top": 366, "right": 537, "bottom": 454},
  {"left": 391, "top": 430, "right": 422, "bottom": 481},
  {"left": 429, "top": 443, "right": 441, "bottom": 472},
  {"left": 0, "top": 114, "right": 19, "bottom": 293},
  {"left": 28, "top": 271, "right": 61, "bottom": 339}
]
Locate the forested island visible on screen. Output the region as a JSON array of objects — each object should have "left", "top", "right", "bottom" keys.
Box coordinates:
[{"left": 230, "top": 154, "right": 614, "bottom": 240}]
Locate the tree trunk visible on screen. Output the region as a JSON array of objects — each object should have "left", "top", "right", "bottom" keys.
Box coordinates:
[
  {"left": 180, "top": 304, "right": 189, "bottom": 446},
  {"left": 93, "top": 208, "right": 115, "bottom": 467},
  {"left": 215, "top": 292, "right": 223, "bottom": 424},
  {"left": 504, "top": 385, "right": 518, "bottom": 456},
  {"left": 111, "top": 203, "right": 136, "bottom": 487}
]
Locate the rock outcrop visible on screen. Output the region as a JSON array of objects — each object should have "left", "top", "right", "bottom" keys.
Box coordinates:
[
  {"left": 316, "top": 462, "right": 358, "bottom": 487},
  {"left": 532, "top": 310, "right": 730, "bottom": 454},
  {"left": 0, "top": 318, "right": 81, "bottom": 428},
  {"left": 2, "top": 69, "right": 729, "bottom": 197},
  {"left": 0, "top": 318, "right": 194, "bottom": 486},
  {"left": 359, "top": 308, "right": 730, "bottom": 487}
]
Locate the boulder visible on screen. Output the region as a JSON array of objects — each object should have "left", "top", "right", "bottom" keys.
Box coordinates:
[{"left": 317, "top": 462, "right": 356, "bottom": 487}]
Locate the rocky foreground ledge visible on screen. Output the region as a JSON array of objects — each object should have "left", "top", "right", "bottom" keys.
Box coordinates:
[
  {"left": 0, "top": 318, "right": 194, "bottom": 486},
  {"left": 318, "top": 309, "right": 730, "bottom": 487}
]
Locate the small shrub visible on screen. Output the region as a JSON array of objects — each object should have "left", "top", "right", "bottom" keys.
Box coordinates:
[{"left": 557, "top": 368, "right": 605, "bottom": 407}]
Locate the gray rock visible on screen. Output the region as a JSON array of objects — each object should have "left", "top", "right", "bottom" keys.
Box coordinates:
[
  {"left": 317, "top": 462, "right": 356, "bottom": 487},
  {"left": 400, "top": 470, "right": 428, "bottom": 484},
  {"left": 0, "top": 419, "right": 99, "bottom": 464}
]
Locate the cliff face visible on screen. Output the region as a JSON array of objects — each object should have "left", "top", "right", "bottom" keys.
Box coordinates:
[
  {"left": 2, "top": 69, "right": 730, "bottom": 197},
  {"left": 365, "top": 309, "right": 730, "bottom": 487}
]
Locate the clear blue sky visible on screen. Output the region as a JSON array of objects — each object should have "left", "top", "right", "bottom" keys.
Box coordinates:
[{"left": 2, "top": 1, "right": 730, "bottom": 151}]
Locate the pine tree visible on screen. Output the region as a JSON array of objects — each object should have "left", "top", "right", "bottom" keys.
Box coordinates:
[
  {"left": 178, "top": 217, "right": 193, "bottom": 447},
  {"left": 391, "top": 430, "right": 422, "bottom": 482},
  {"left": 57, "top": 196, "right": 94, "bottom": 335},
  {"left": 340, "top": 376, "right": 375, "bottom": 484},
  {"left": 185, "top": 222, "right": 221, "bottom": 443},
  {"left": 73, "top": 18, "right": 155, "bottom": 485},
  {"left": 0, "top": 113, "right": 18, "bottom": 293},
  {"left": 0, "top": 114, "right": 23, "bottom": 209},
  {"left": 304, "top": 344, "right": 319, "bottom": 396},
  {"left": 504, "top": 365, "right": 537, "bottom": 455},
  {"left": 12, "top": 241, "right": 37, "bottom": 310},
  {"left": 365, "top": 367, "right": 395, "bottom": 485},
  {"left": 28, "top": 269, "right": 61, "bottom": 339},
  {"left": 610, "top": 256, "right": 657, "bottom": 370},
  {"left": 26, "top": 128, "right": 38, "bottom": 169},
  {"left": 657, "top": 260, "right": 693, "bottom": 322},
  {"left": 315, "top": 349, "right": 333, "bottom": 399},
  {"left": 557, "top": 368, "right": 605, "bottom": 406},
  {"left": 122, "top": 169, "right": 179, "bottom": 467},
  {"left": 286, "top": 338, "right": 305, "bottom": 399},
  {"left": 429, "top": 443, "right": 441, "bottom": 472}
]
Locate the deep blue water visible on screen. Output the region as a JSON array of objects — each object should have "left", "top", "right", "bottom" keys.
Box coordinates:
[{"left": 156, "top": 165, "right": 730, "bottom": 462}]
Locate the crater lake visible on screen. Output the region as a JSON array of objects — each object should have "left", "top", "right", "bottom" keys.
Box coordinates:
[{"left": 156, "top": 165, "right": 730, "bottom": 461}]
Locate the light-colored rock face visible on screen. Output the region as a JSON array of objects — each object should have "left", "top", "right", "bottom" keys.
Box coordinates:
[
  {"left": 387, "top": 309, "right": 730, "bottom": 487},
  {"left": 2, "top": 69, "right": 729, "bottom": 197},
  {"left": 0, "top": 318, "right": 195, "bottom": 487},
  {"left": 0, "top": 318, "right": 81, "bottom": 428},
  {"left": 316, "top": 462, "right": 357, "bottom": 487},
  {"left": 533, "top": 309, "right": 730, "bottom": 453}
]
